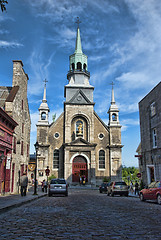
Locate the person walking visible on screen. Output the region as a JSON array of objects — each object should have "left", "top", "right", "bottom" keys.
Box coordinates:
[
  {"left": 135, "top": 181, "right": 139, "bottom": 195},
  {"left": 79, "top": 176, "right": 82, "bottom": 186},
  {"left": 43, "top": 180, "right": 47, "bottom": 193},
  {"left": 130, "top": 181, "right": 134, "bottom": 194},
  {"left": 20, "top": 172, "right": 28, "bottom": 196}
]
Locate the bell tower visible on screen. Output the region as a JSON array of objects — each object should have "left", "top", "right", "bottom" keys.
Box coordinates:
[
  {"left": 108, "top": 82, "right": 122, "bottom": 181},
  {"left": 37, "top": 79, "right": 50, "bottom": 126}
]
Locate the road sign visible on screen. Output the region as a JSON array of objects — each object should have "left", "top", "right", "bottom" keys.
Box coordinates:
[
  {"left": 45, "top": 168, "right": 50, "bottom": 176},
  {"left": 137, "top": 173, "right": 141, "bottom": 178}
]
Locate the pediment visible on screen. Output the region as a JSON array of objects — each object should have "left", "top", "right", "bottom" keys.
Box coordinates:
[
  {"left": 69, "top": 90, "right": 91, "bottom": 104},
  {"left": 65, "top": 137, "right": 97, "bottom": 147}
]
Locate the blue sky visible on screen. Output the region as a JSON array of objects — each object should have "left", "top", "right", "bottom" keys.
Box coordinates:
[{"left": 1, "top": 0, "right": 161, "bottom": 167}]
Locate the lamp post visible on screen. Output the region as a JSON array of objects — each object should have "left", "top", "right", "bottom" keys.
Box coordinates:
[{"left": 34, "top": 141, "right": 39, "bottom": 195}]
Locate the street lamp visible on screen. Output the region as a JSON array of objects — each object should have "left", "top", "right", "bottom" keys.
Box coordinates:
[{"left": 34, "top": 141, "right": 39, "bottom": 195}]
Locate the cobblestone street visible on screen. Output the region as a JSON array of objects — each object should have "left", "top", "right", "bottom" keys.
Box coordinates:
[{"left": 0, "top": 189, "right": 161, "bottom": 239}]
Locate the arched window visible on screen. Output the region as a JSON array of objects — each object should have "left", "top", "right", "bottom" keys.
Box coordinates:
[
  {"left": 53, "top": 149, "right": 59, "bottom": 168},
  {"left": 76, "top": 120, "right": 83, "bottom": 137},
  {"left": 72, "top": 63, "right": 75, "bottom": 70},
  {"left": 77, "top": 62, "right": 82, "bottom": 70},
  {"left": 112, "top": 113, "right": 117, "bottom": 121},
  {"left": 41, "top": 112, "right": 46, "bottom": 120},
  {"left": 83, "top": 63, "right": 87, "bottom": 71},
  {"left": 99, "top": 150, "right": 105, "bottom": 169}
]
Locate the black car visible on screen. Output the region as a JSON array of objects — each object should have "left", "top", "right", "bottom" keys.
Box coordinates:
[{"left": 99, "top": 182, "right": 109, "bottom": 193}]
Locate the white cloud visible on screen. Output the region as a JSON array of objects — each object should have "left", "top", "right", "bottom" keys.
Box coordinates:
[
  {"left": 120, "top": 118, "right": 139, "bottom": 132},
  {"left": 0, "top": 30, "right": 9, "bottom": 34},
  {"left": 0, "top": 40, "right": 23, "bottom": 48},
  {"left": 27, "top": 49, "right": 56, "bottom": 95}
]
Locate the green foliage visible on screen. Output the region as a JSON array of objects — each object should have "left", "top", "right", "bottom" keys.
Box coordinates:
[
  {"left": 103, "top": 177, "right": 110, "bottom": 183},
  {"left": 48, "top": 174, "right": 56, "bottom": 181},
  {"left": 0, "top": 0, "right": 8, "bottom": 12},
  {"left": 122, "top": 166, "right": 140, "bottom": 185},
  {"left": 52, "top": 113, "right": 56, "bottom": 122}
]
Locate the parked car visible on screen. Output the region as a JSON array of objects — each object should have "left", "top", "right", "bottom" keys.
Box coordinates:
[
  {"left": 99, "top": 182, "right": 109, "bottom": 193},
  {"left": 107, "top": 181, "right": 128, "bottom": 197},
  {"left": 48, "top": 178, "right": 68, "bottom": 197},
  {"left": 140, "top": 181, "right": 161, "bottom": 204}
]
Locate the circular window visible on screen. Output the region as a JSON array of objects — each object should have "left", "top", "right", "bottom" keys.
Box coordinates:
[
  {"left": 54, "top": 132, "right": 60, "bottom": 139},
  {"left": 77, "top": 96, "right": 82, "bottom": 101},
  {"left": 98, "top": 133, "right": 104, "bottom": 140}
]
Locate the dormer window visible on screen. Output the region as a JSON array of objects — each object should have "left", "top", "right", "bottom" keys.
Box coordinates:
[
  {"left": 112, "top": 113, "right": 117, "bottom": 121},
  {"left": 41, "top": 112, "right": 46, "bottom": 120}
]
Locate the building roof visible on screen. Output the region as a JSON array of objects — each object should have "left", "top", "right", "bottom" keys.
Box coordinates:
[
  {"left": 139, "top": 81, "right": 161, "bottom": 104},
  {"left": 0, "top": 86, "right": 12, "bottom": 108},
  {"left": 6, "top": 86, "right": 19, "bottom": 102},
  {"left": 0, "top": 107, "right": 18, "bottom": 127}
]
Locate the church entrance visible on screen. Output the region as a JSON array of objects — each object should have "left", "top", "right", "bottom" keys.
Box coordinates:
[{"left": 72, "top": 155, "right": 88, "bottom": 182}]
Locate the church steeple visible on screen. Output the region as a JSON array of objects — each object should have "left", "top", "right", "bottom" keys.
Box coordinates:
[
  {"left": 111, "top": 83, "right": 115, "bottom": 104},
  {"left": 108, "top": 82, "right": 120, "bottom": 126},
  {"left": 68, "top": 17, "right": 88, "bottom": 73},
  {"left": 75, "top": 25, "right": 82, "bottom": 54},
  {"left": 65, "top": 19, "right": 94, "bottom": 104},
  {"left": 37, "top": 79, "right": 50, "bottom": 126},
  {"left": 42, "top": 79, "right": 47, "bottom": 103}
]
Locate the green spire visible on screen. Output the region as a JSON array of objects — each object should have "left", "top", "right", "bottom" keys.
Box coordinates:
[
  {"left": 69, "top": 18, "right": 88, "bottom": 72},
  {"left": 75, "top": 27, "right": 82, "bottom": 54}
]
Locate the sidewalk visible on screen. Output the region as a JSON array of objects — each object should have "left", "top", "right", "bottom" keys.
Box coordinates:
[
  {"left": 0, "top": 186, "right": 47, "bottom": 214},
  {"left": 128, "top": 192, "right": 140, "bottom": 198}
]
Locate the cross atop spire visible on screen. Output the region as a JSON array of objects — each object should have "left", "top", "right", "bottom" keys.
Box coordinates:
[
  {"left": 75, "top": 17, "right": 81, "bottom": 28},
  {"left": 43, "top": 79, "right": 48, "bottom": 86},
  {"left": 110, "top": 81, "right": 115, "bottom": 88}
]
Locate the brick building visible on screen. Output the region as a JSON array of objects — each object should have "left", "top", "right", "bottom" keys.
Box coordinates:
[
  {"left": 36, "top": 26, "right": 123, "bottom": 186},
  {"left": 0, "top": 61, "right": 31, "bottom": 193},
  {"left": 0, "top": 107, "right": 17, "bottom": 194},
  {"left": 139, "top": 82, "right": 161, "bottom": 186}
]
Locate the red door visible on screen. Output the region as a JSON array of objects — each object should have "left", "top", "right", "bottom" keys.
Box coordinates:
[
  {"left": 11, "top": 163, "right": 15, "bottom": 192},
  {"left": 72, "top": 156, "right": 88, "bottom": 182}
]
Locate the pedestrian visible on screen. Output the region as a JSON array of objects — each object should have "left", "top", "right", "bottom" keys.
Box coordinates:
[
  {"left": 83, "top": 175, "right": 86, "bottom": 185},
  {"left": 20, "top": 172, "right": 28, "bottom": 196},
  {"left": 41, "top": 180, "right": 44, "bottom": 192},
  {"left": 43, "top": 180, "right": 47, "bottom": 193},
  {"left": 79, "top": 176, "right": 82, "bottom": 185},
  {"left": 135, "top": 181, "right": 139, "bottom": 195},
  {"left": 130, "top": 181, "right": 134, "bottom": 194}
]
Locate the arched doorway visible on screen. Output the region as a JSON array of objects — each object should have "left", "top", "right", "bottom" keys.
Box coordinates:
[{"left": 72, "top": 155, "right": 88, "bottom": 182}]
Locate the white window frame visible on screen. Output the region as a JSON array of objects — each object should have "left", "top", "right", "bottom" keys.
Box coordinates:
[
  {"left": 53, "top": 149, "right": 59, "bottom": 169},
  {"left": 150, "top": 102, "right": 156, "bottom": 117},
  {"left": 152, "top": 128, "right": 157, "bottom": 148},
  {"left": 98, "top": 149, "right": 105, "bottom": 170}
]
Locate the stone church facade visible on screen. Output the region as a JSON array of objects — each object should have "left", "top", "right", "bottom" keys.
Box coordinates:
[{"left": 36, "top": 26, "right": 122, "bottom": 186}]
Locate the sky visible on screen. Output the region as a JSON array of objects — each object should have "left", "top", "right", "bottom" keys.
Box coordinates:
[{"left": 1, "top": 0, "right": 161, "bottom": 167}]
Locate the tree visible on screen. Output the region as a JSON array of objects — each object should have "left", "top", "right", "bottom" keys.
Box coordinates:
[
  {"left": 0, "top": 0, "right": 8, "bottom": 12},
  {"left": 122, "top": 166, "right": 139, "bottom": 185}
]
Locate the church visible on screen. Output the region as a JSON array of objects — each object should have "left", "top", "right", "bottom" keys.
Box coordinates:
[{"left": 36, "top": 24, "right": 123, "bottom": 186}]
